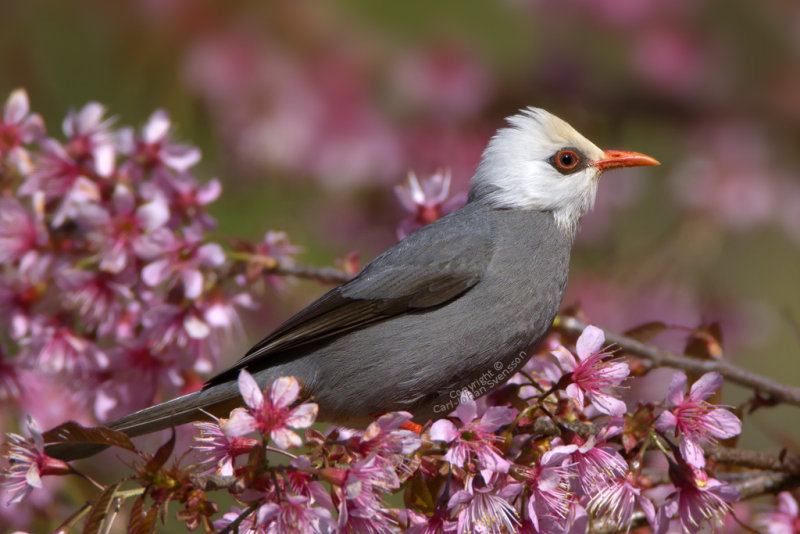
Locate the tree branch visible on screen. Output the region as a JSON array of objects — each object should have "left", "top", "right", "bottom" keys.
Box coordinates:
[
  {"left": 268, "top": 259, "right": 352, "bottom": 284},
  {"left": 559, "top": 316, "right": 800, "bottom": 407}
]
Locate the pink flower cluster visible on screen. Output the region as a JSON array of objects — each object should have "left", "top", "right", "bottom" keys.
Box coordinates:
[
  {"left": 0, "top": 89, "right": 297, "bottom": 429},
  {"left": 176, "top": 327, "right": 738, "bottom": 534},
  {"left": 0, "top": 297, "right": 746, "bottom": 533}
]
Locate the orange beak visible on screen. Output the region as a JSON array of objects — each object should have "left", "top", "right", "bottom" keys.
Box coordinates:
[{"left": 593, "top": 150, "right": 660, "bottom": 171}]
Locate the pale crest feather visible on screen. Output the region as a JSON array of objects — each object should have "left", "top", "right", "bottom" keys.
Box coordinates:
[{"left": 470, "top": 108, "right": 606, "bottom": 236}]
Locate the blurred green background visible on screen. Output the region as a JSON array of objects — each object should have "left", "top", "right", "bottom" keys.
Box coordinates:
[{"left": 1, "top": 0, "right": 800, "bottom": 529}]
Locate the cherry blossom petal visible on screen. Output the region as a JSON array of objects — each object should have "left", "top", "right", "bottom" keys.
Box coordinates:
[
  {"left": 707, "top": 478, "right": 740, "bottom": 502},
  {"left": 143, "top": 110, "right": 171, "bottom": 143},
  {"left": 429, "top": 419, "right": 458, "bottom": 443},
  {"left": 706, "top": 408, "right": 742, "bottom": 438},
  {"left": 136, "top": 199, "right": 170, "bottom": 231},
  {"left": 183, "top": 314, "right": 210, "bottom": 339},
  {"left": 5, "top": 89, "right": 30, "bottom": 123},
  {"left": 654, "top": 409, "right": 678, "bottom": 432},
  {"left": 197, "top": 242, "right": 226, "bottom": 266},
  {"left": 182, "top": 269, "right": 203, "bottom": 299},
  {"left": 197, "top": 179, "right": 222, "bottom": 204},
  {"left": 269, "top": 376, "right": 300, "bottom": 409},
  {"left": 222, "top": 408, "right": 257, "bottom": 437},
  {"left": 566, "top": 383, "right": 585, "bottom": 411},
  {"left": 679, "top": 435, "right": 706, "bottom": 468},
  {"left": 576, "top": 325, "right": 605, "bottom": 359},
  {"left": 162, "top": 145, "right": 201, "bottom": 172},
  {"left": 478, "top": 406, "right": 516, "bottom": 431},
  {"left": 552, "top": 346, "right": 578, "bottom": 372},
  {"left": 94, "top": 144, "right": 116, "bottom": 177},
  {"left": 603, "top": 362, "right": 632, "bottom": 380},
  {"left": 778, "top": 491, "right": 798, "bottom": 516},
  {"left": 237, "top": 370, "right": 264, "bottom": 410},
  {"left": 286, "top": 402, "right": 318, "bottom": 429},
  {"left": 666, "top": 371, "right": 688, "bottom": 405},
  {"left": 454, "top": 396, "right": 477, "bottom": 425},
  {"left": 142, "top": 259, "right": 171, "bottom": 287},
  {"left": 271, "top": 427, "right": 302, "bottom": 449},
  {"left": 588, "top": 391, "right": 627, "bottom": 416},
  {"left": 688, "top": 372, "right": 723, "bottom": 402}
]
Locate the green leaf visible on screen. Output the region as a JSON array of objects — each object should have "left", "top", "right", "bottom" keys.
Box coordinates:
[
  {"left": 82, "top": 482, "right": 122, "bottom": 534},
  {"left": 404, "top": 472, "right": 435, "bottom": 514}
]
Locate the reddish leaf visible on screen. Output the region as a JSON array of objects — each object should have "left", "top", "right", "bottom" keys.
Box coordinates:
[
  {"left": 145, "top": 428, "right": 176, "bottom": 475},
  {"left": 128, "top": 496, "right": 159, "bottom": 534},
  {"left": 42, "top": 421, "right": 137, "bottom": 453},
  {"left": 624, "top": 321, "right": 667, "bottom": 343},
  {"left": 82, "top": 483, "right": 121, "bottom": 534}
]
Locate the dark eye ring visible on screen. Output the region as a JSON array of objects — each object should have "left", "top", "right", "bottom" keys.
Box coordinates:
[{"left": 555, "top": 150, "right": 580, "bottom": 171}]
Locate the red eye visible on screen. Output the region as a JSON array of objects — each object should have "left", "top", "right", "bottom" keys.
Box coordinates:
[{"left": 555, "top": 150, "right": 580, "bottom": 171}]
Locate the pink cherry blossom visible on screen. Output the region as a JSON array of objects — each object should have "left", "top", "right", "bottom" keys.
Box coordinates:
[
  {"left": 552, "top": 325, "right": 630, "bottom": 416},
  {"left": 654, "top": 463, "right": 739, "bottom": 534},
  {"left": 405, "top": 506, "right": 458, "bottom": 534},
  {"left": 429, "top": 394, "right": 516, "bottom": 474},
  {"left": 0, "top": 89, "right": 45, "bottom": 157},
  {"left": 82, "top": 184, "right": 170, "bottom": 274},
  {"left": 394, "top": 170, "right": 467, "bottom": 239},
  {"left": 510, "top": 445, "right": 577, "bottom": 532},
  {"left": 336, "top": 455, "right": 400, "bottom": 534},
  {"left": 655, "top": 371, "right": 741, "bottom": 468},
  {"left": 118, "top": 109, "right": 201, "bottom": 174},
  {"left": 755, "top": 491, "right": 800, "bottom": 534},
  {"left": 193, "top": 419, "right": 259, "bottom": 476},
  {"left": 57, "top": 268, "right": 134, "bottom": 336},
  {"left": 212, "top": 506, "right": 262, "bottom": 533},
  {"left": 358, "top": 411, "right": 422, "bottom": 475},
  {"left": 160, "top": 173, "right": 220, "bottom": 229},
  {"left": 567, "top": 419, "right": 627, "bottom": 494},
  {"left": 223, "top": 370, "right": 318, "bottom": 449},
  {"left": 61, "top": 102, "right": 116, "bottom": 178},
  {"left": 587, "top": 471, "right": 656, "bottom": 531},
  {"left": 0, "top": 199, "right": 47, "bottom": 263},
  {"left": 140, "top": 226, "right": 226, "bottom": 299},
  {"left": 1, "top": 416, "right": 70, "bottom": 505},
  {"left": 21, "top": 320, "right": 108, "bottom": 376},
  {"left": 448, "top": 476, "right": 520, "bottom": 534},
  {"left": 255, "top": 493, "right": 334, "bottom": 533}
]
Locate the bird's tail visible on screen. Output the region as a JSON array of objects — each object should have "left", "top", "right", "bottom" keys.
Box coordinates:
[{"left": 45, "top": 381, "right": 241, "bottom": 461}]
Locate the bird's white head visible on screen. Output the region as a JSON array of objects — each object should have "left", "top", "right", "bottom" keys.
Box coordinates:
[{"left": 470, "top": 107, "right": 659, "bottom": 236}]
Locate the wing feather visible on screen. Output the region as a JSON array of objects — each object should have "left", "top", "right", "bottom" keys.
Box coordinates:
[{"left": 204, "top": 222, "right": 492, "bottom": 387}]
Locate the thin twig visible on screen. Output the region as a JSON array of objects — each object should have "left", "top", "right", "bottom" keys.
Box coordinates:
[
  {"left": 559, "top": 316, "right": 800, "bottom": 407},
  {"left": 269, "top": 259, "right": 352, "bottom": 284},
  {"left": 708, "top": 447, "right": 800, "bottom": 474}
]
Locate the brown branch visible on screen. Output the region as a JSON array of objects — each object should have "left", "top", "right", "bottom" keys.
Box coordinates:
[
  {"left": 708, "top": 447, "right": 800, "bottom": 474},
  {"left": 559, "top": 316, "right": 800, "bottom": 407},
  {"left": 267, "top": 259, "right": 352, "bottom": 284}
]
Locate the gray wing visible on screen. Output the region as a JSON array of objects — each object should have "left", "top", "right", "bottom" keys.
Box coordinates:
[{"left": 205, "top": 227, "right": 494, "bottom": 387}]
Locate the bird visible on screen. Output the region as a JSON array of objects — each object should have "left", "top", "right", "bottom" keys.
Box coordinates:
[{"left": 45, "top": 108, "right": 658, "bottom": 461}]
